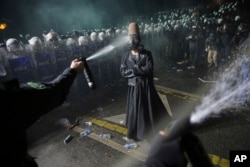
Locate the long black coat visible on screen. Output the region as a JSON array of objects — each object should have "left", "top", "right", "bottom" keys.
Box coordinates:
[{"left": 120, "top": 49, "right": 169, "bottom": 141}]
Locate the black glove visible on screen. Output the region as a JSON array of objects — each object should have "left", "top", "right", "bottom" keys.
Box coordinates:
[{"left": 145, "top": 134, "right": 187, "bottom": 167}]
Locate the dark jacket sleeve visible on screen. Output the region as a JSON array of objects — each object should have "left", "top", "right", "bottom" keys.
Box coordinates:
[
  {"left": 133, "top": 50, "right": 153, "bottom": 77},
  {"left": 18, "top": 67, "right": 77, "bottom": 128},
  {"left": 120, "top": 50, "right": 154, "bottom": 79},
  {"left": 120, "top": 52, "right": 136, "bottom": 78}
]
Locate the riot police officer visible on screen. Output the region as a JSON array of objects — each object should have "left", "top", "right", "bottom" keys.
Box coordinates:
[{"left": 0, "top": 59, "right": 85, "bottom": 167}]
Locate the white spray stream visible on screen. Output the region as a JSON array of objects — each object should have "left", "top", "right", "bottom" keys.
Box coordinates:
[
  {"left": 86, "top": 36, "right": 129, "bottom": 61},
  {"left": 191, "top": 53, "right": 250, "bottom": 124}
]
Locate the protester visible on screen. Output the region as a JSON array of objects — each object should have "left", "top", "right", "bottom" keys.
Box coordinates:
[{"left": 120, "top": 22, "right": 170, "bottom": 142}]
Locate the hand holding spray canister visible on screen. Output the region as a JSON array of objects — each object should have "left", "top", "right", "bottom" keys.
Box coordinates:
[{"left": 77, "top": 57, "right": 95, "bottom": 89}]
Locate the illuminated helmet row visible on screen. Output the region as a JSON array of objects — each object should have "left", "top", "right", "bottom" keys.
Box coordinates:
[
  {"left": 5, "top": 31, "right": 109, "bottom": 52},
  {"left": 6, "top": 38, "right": 23, "bottom": 52}
]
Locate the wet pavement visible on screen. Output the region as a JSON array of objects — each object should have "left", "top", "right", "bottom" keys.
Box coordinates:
[{"left": 26, "top": 65, "right": 250, "bottom": 167}]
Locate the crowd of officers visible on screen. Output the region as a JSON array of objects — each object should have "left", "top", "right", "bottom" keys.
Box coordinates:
[
  {"left": 0, "top": 1, "right": 249, "bottom": 95},
  {"left": 0, "top": 29, "right": 125, "bottom": 101}
]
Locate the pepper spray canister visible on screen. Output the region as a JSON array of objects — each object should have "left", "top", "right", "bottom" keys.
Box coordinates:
[{"left": 77, "top": 57, "right": 95, "bottom": 89}]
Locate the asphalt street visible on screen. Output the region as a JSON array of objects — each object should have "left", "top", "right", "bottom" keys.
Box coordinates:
[{"left": 26, "top": 65, "right": 250, "bottom": 167}]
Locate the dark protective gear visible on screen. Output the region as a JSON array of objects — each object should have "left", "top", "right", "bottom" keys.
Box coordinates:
[
  {"left": 0, "top": 67, "right": 77, "bottom": 167},
  {"left": 6, "top": 38, "right": 24, "bottom": 52},
  {"left": 32, "top": 49, "right": 55, "bottom": 82},
  {"left": 7, "top": 55, "right": 36, "bottom": 84},
  {"left": 144, "top": 115, "right": 213, "bottom": 167},
  {"left": 43, "top": 29, "right": 61, "bottom": 42},
  {"left": 90, "top": 32, "right": 97, "bottom": 42},
  {"left": 66, "top": 38, "right": 77, "bottom": 48},
  {"left": 144, "top": 136, "right": 187, "bottom": 167},
  {"left": 78, "top": 36, "right": 89, "bottom": 46},
  {"left": 28, "top": 36, "right": 43, "bottom": 51},
  {"left": 98, "top": 32, "right": 105, "bottom": 41},
  {"left": 54, "top": 45, "right": 71, "bottom": 74},
  {"left": 180, "top": 132, "right": 213, "bottom": 167}
]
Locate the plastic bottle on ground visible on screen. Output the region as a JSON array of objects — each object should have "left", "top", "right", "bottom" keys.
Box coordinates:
[
  {"left": 124, "top": 143, "right": 138, "bottom": 149},
  {"left": 80, "top": 129, "right": 91, "bottom": 137},
  {"left": 99, "top": 134, "right": 111, "bottom": 139}
]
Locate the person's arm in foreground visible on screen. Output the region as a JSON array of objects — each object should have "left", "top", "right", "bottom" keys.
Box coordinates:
[{"left": 18, "top": 59, "right": 84, "bottom": 128}]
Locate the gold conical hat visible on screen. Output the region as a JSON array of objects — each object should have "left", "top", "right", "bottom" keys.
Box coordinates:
[{"left": 128, "top": 22, "right": 140, "bottom": 36}]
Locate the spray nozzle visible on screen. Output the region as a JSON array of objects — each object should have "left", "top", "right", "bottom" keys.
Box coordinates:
[{"left": 164, "top": 115, "right": 192, "bottom": 143}]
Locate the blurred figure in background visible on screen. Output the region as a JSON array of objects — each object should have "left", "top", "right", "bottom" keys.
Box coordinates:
[
  {"left": 6, "top": 38, "right": 25, "bottom": 58},
  {"left": 231, "top": 22, "right": 250, "bottom": 59},
  {"left": 185, "top": 25, "right": 202, "bottom": 69},
  {"left": 217, "top": 22, "right": 233, "bottom": 63},
  {"left": 205, "top": 32, "right": 220, "bottom": 69}
]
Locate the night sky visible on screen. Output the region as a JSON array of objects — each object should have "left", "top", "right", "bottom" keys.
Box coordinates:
[{"left": 0, "top": 0, "right": 213, "bottom": 41}]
